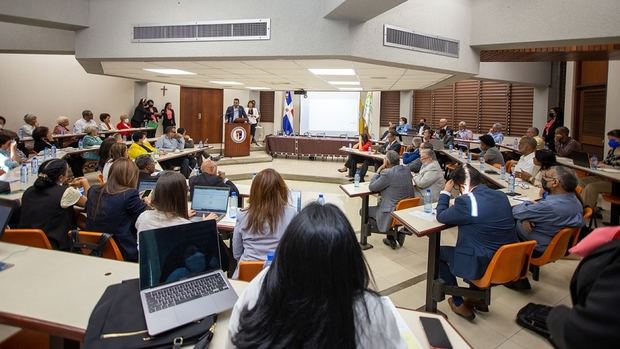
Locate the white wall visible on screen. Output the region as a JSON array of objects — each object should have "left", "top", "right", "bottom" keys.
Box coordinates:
[
  {"left": 0, "top": 54, "right": 136, "bottom": 132},
  {"left": 476, "top": 62, "right": 551, "bottom": 87},
  {"left": 605, "top": 61, "right": 620, "bottom": 154},
  {"left": 0, "top": 0, "right": 89, "bottom": 29},
  {"left": 0, "top": 22, "right": 74, "bottom": 54}
]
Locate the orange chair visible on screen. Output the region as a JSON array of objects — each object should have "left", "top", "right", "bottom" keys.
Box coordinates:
[
  {"left": 1, "top": 229, "right": 52, "bottom": 249},
  {"left": 237, "top": 261, "right": 265, "bottom": 282},
  {"left": 575, "top": 185, "right": 583, "bottom": 195},
  {"left": 602, "top": 193, "right": 620, "bottom": 225},
  {"left": 441, "top": 241, "right": 537, "bottom": 307},
  {"left": 390, "top": 197, "right": 422, "bottom": 228},
  {"left": 97, "top": 173, "right": 105, "bottom": 186},
  {"left": 505, "top": 160, "right": 516, "bottom": 174},
  {"left": 530, "top": 227, "right": 580, "bottom": 281},
  {"left": 68, "top": 230, "right": 124, "bottom": 261}
]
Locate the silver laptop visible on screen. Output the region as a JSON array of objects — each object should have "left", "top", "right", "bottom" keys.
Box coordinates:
[
  {"left": 289, "top": 190, "right": 302, "bottom": 212},
  {"left": 138, "top": 220, "right": 238, "bottom": 336},
  {"left": 190, "top": 186, "right": 229, "bottom": 222}
]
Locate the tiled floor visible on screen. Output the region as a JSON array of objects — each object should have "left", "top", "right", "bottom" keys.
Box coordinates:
[{"left": 219, "top": 157, "right": 579, "bottom": 349}]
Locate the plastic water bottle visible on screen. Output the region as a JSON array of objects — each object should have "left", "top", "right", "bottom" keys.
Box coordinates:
[
  {"left": 449, "top": 143, "right": 453, "bottom": 152},
  {"left": 508, "top": 174, "right": 516, "bottom": 194},
  {"left": 20, "top": 164, "right": 28, "bottom": 183},
  {"left": 423, "top": 189, "right": 432, "bottom": 213},
  {"left": 467, "top": 152, "right": 472, "bottom": 163},
  {"left": 229, "top": 192, "right": 238, "bottom": 218},
  {"left": 513, "top": 138, "right": 519, "bottom": 149},
  {"left": 354, "top": 170, "right": 360, "bottom": 188},
  {"left": 317, "top": 193, "right": 325, "bottom": 205},
  {"left": 263, "top": 251, "right": 275, "bottom": 269},
  {"left": 500, "top": 165, "right": 506, "bottom": 180},
  {"left": 51, "top": 145, "right": 57, "bottom": 158},
  {"left": 458, "top": 148, "right": 463, "bottom": 159},
  {"left": 78, "top": 139, "right": 84, "bottom": 150},
  {"left": 198, "top": 140, "right": 203, "bottom": 149},
  {"left": 31, "top": 157, "right": 39, "bottom": 175},
  {"left": 190, "top": 165, "right": 199, "bottom": 178},
  {"left": 479, "top": 157, "right": 485, "bottom": 170},
  {"left": 43, "top": 148, "right": 50, "bottom": 160},
  {"left": 348, "top": 142, "right": 352, "bottom": 150},
  {"left": 590, "top": 155, "right": 598, "bottom": 170}
]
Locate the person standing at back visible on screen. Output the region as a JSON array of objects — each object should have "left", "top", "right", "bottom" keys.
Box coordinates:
[
  {"left": 231, "top": 169, "right": 296, "bottom": 278},
  {"left": 246, "top": 100, "right": 260, "bottom": 145},
  {"left": 131, "top": 98, "right": 150, "bottom": 128},
  {"left": 542, "top": 107, "right": 562, "bottom": 152},
  {"left": 161, "top": 102, "right": 176, "bottom": 130},
  {"left": 225, "top": 98, "right": 247, "bottom": 123}
]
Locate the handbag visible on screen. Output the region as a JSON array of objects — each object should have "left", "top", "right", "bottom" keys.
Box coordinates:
[
  {"left": 147, "top": 120, "right": 159, "bottom": 129},
  {"left": 516, "top": 302, "right": 552, "bottom": 340},
  {"left": 84, "top": 278, "right": 216, "bottom": 349}
]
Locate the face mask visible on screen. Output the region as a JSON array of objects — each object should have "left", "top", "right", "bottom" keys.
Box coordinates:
[
  {"left": 609, "top": 139, "right": 620, "bottom": 149},
  {"left": 548, "top": 112, "right": 555, "bottom": 119}
]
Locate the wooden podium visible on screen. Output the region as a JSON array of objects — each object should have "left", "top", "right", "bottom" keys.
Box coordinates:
[{"left": 224, "top": 122, "right": 251, "bottom": 157}]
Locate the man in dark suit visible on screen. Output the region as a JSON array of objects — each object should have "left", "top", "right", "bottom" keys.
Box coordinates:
[
  {"left": 224, "top": 98, "right": 247, "bottom": 123},
  {"left": 358, "top": 131, "right": 401, "bottom": 181},
  {"left": 436, "top": 165, "right": 517, "bottom": 320},
  {"left": 367, "top": 150, "right": 415, "bottom": 248},
  {"left": 188, "top": 159, "right": 240, "bottom": 205}
]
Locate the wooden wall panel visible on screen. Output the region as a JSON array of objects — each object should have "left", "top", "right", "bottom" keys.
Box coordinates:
[
  {"left": 431, "top": 85, "right": 454, "bottom": 129},
  {"left": 380, "top": 91, "right": 401, "bottom": 126},
  {"left": 412, "top": 90, "right": 432, "bottom": 124},
  {"left": 454, "top": 80, "right": 480, "bottom": 133},
  {"left": 259, "top": 91, "right": 275, "bottom": 122},
  {"left": 509, "top": 85, "right": 534, "bottom": 137},
  {"left": 480, "top": 81, "right": 509, "bottom": 134}
]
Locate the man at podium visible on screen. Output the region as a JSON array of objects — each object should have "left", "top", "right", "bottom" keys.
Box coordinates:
[{"left": 225, "top": 98, "right": 247, "bottom": 123}]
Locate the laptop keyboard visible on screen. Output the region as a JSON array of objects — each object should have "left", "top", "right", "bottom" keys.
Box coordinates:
[{"left": 145, "top": 273, "right": 229, "bottom": 313}]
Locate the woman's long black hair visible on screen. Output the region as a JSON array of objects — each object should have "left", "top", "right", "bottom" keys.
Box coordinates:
[{"left": 232, "top": 203, "right": 377, "bottom": 349}]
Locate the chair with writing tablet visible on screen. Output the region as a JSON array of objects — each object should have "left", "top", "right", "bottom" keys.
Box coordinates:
[{"left": 529, "top": 227, "right": 580, "bottom": 281}]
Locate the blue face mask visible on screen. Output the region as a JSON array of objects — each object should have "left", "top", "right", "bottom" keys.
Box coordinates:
[{"left": 609, "top": 139, "right": 620, "bottom": 149}]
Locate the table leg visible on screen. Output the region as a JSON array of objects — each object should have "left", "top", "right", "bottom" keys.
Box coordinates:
[
  {"left": 360, "top": 195, "right": 373, "bottom": 250},
  {"left": 422, "top": 230, "right": 441, "bottom": 313}
]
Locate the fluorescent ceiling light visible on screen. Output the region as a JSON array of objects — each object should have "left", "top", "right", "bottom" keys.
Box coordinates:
[
  {"left": 308, "top": 68, "right": 356, "bottom": 76},
  {"left": 246, "top": 87, "right": 270, "bottom": 90},
  {"left": 328, "top": 81, "right": 360, "bottom": 85},
  {"left": 143, "top": 68, "right": 196, "bottom": 75},
  {"left": 338, "top": 87, "right": 363, "bottom": 91},
  {"left": 210, "top": 81, "right": 244, "bottom": 85}
]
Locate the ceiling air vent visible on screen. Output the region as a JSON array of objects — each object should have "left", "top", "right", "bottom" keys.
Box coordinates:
[
  {"left": 132, "top": 19, "right": 270, "bottom": 42},
  {"left": 383, "top": 24, "right": 458, "bottom": 58}
]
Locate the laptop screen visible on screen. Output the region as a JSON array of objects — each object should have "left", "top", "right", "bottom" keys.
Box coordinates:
[
  {"left": 138, "top": 220, "right": 221, "bottom": 290},
  {"left": 138, "top": 179, "right": 157, "bottom": 193},
  {"left": 289, "top": 190, "right": 302, "bottom": 212},
  {"left": 191, "top": 186, "right": 229, "bottom": 213}
]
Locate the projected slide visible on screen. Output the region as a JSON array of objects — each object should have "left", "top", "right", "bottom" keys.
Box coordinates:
[{"left": 300, "top": 92, "right": 360, "bottom": 137}]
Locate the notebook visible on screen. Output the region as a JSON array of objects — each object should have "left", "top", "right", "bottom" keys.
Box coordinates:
[
  {"left": 190, "top": 186, "right": 229, "bottom": 222},
  {"left": 138, "top": 220, "right": 238, "bottom": 335}
]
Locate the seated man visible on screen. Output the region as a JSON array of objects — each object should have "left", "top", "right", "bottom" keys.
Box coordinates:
[
  {"left": 416, "top": 118, "right": 430, "bottom": 136},
  {"left": 554, "top": 126, "right": 582, "bottom": 158},
  {"left": 176, "top": 127, "right": 205, "bottom": 165},
  {"left": 155, "top": 126, "right": 196, "bottom": 178},
  {"left": 436, "top": 165, "right": 517, "bottom": 320},
  {"left": 395, "top": 117, "right": 411, "bottom": 134},
  {"left": 488, "top": 122, "right": 505, "bottom": 145},
  {"left": 437, "top": 128, "right": 454, "bottom": 149},
  {"left": 525, "top": 127, "right": 545, "bottom": 150},
  {"left": 135, "top": 154, "right": 159, "bottom": 181},
  {"left": 189, "top": 159, "right": 240, "bottom": 205},
  {"left": 408, "top": 142, "right": 433, "bottom": 173},
  {"left": 476, "top": 134, "right": 505, "bottom": 166},
  {"left": 436, "top": 118, "right": 453, "bottom": 137},
  {"left": 367, "top": 150, "right": 415, "bottom": 249},
  {"left": 402, "top": 138, "right": 422, "bottom": 165},
  {"left": 412, "top": 149, "right": 445, "bottom": 201},
  {"left": 358, "top": 131, "right": 401, "bottom": 179},
  {"left": 455, "top": 121, "right": 473, "bottom": 151},
  {"left": 512, "top": 136, "right": 540, "bottom": 183}
]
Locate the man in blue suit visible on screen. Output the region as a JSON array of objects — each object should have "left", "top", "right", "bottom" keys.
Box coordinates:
[
  {"left": 436, "top": 165, "right": 517, "bottom": 320},
  {"left": 224, "top": 98, "right": 247, "bottom": 123}
]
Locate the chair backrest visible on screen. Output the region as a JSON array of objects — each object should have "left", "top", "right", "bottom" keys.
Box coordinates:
[
  {"left": 1, "top": 229, "right": 52, "bottom": 249},
  {"left": 97, "top": 173, "right": 105, "bottom": 186},
  {"left": 575, "top": 185, "right": 583, "bottom": 195},
  {"left": 471, "top": 240, "right": 536, "bottom": 289},
  {"left": 69, "top": 231, "right": 124, "bottom": 261},
  {"left": 237, "top": 261, "right": 265, "bottom": 282},
  {"left": 492, "top": 163, "right": 502, "bottom": 169},
  {"left": 505, "top": 160, "right": 515, "bottom": 174},
  {"left": 531, "top": 227, "right": 580, "bottom": 266},
  {"left": 391, "top": 197, "right": 422, "bottom": 228}
]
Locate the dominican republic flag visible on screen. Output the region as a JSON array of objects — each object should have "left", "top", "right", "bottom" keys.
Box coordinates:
[{"left": 282, "top": 91, "right": 294, "bottom": 135}]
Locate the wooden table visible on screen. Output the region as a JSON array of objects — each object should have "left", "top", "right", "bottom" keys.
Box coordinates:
[
  {"left": 339, "top": 146, "right": 386, "bottom": 162},
  {"left": 265, "top": 135, "right": 358, "bottom": 158},
  {"left": 339, "top": 182, "right": 375, "bottom": 250}
]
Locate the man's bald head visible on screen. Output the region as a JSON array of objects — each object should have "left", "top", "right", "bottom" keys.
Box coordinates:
[{"left": 201, "top": 159, "right": 218, "bottom": 175}]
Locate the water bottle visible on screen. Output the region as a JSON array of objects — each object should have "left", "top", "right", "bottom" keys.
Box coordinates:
[
  {"left": 51, "top": 145, "right": 57, "bottom": 158},
  {"left": 78, "top": 139, "right": 84, "bottom": 150},
  {"left": 479, "top": 156, "right": 485, "bottom": 170},
  {"left": 423, "top": 189, "right": 432, "bottom": 213},
  {"left": 354, "top": 170, "right": 360, "bottom": 188},
  {"left": 20, "top": 164, "right": 28, "bottom": 183},
  {"left": 43, "top": 148, "right": 50, "bottom": 160},
  {"left": 60, "top": 128, "right": 65, "bottom": 135},
  {"left": 513, "top": 138, "right": 519, "bottom": 149},
  {"left": 449, "top": 143, "right": 453, "bottom": 152},
  {"left": 198, "top": 140, "right": 203, "bottom": 149},
  {"left": 31, "top": 157, "right": 39, "bottom": 175},
  {"left": 467, "top": 152, "right": 472, "bottom": 163},
  {"left": 590, "top": 155, "right": 598, "bottom": 170},
  {"left": 348, "top": 142, "right": 352, "bottom": 150},
  {"left": 500, "top": 165, "right": 506, "bottom": 180},
  {"left": 458, "top": 148, "right": 463, "bottom": 159},
  {"left": 190, "top": 165, "right": 199, "bottom": 178},
  {"left": 263, "top": 251, "right": 275, "bottom": 269},
  {"left": 508, "top": 174, "right": 516, "bottom": 194},
  {"left": 229, "top": 192, "right": 238, "bottom": 218},
  {"left": 317, "top": 193, "right": 325, "bottom": 205}
]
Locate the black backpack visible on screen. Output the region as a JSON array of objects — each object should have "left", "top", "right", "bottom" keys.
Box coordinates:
[{"left": 516, "top": 303, "right": 553, "bottom": 340}]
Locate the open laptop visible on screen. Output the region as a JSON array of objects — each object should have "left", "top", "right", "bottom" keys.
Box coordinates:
[
  {"left": 570, "top": 151, "right": 591, "bottom": 168},
  {"left": 138, "top": 178, "right": 158, "bottom": 193},
  {"left": 289, "top": 190, "right": 302, "bottom": 212},
  {"left": 190, "top": 186, "right": 229, "bottom": 222},
  {"left": 138, "top": 220, "right": 238, "bottom": 336}
]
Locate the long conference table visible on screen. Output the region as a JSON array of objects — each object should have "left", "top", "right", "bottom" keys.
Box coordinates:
[
  {"left": 0, "top": 242, "right": 471, "bottom": 348},
  {"left": 265, "top": 135, "right": 359, "bottom": 158}
]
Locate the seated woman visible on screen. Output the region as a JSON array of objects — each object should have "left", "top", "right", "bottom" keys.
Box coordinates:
[
  {"left": 53, "top": 116, "right": 78, "bottom": 148},
  {"left": 532, "top": 149, "right": 556, "bottom": 187},
  {"left": 116, "top": 114, "right": 132, "bottom": 139},
  {"left": 232, "top": 169, "right": 296, "bottom": 278},
  {"left": 97, "top": 137, "right": 117, "bottom": 172},
  {"left": 86, "top": 158, "right": 147, "bottom": 262},
  {"left": 18, "top": 159, "right": 89, "bottom": 250},
  {"left": 580, "top": 129, "right": 620, "bottom": 209},
  {"left": 0, "top": 131, "right": 20, "bottom": 173},
  {"left": 476, "top": 134, "right": 505, "bottom": 166},
  {"left": 128, "top": 131, "right": 156, "bottom": 160},
  {"left": 101, "top": 142, "right": 128, "bottom": 182},
  {"left": 99, "top": 113, "right": 116, "bottom": 131},
  {"left": 337, "top": 133, "right": 372, "bottom": 178},
  {"left": 32, "top": 126, "right": 58, "bottom": 153},
  {"left": 82, "top": 126, "right": 103, "bottom": 161},
  {"left": 228, "top": 203, "right": 406, "bottom": 348}
]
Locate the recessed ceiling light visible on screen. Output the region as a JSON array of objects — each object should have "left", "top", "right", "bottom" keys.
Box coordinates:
[
  {"left": 328, "top": 81, "right": 360, "bottom": 85},
  {"left": 209, "top": 81, "right": 244, "bottom": 85},
  {"left": 143, "top": 68, "right": 196, "bottom": 75},
  {"left": 246, "top": 87, "right": 270, "bottom": 90},
  {"left": 370, "top": 77, "right": 387, "bottom": 79},
  {"left": 338, "top": 87, "right": 363, "bottom": 91},
  {"left": 308, "top": 68, "right": 356, "bottom": 76}
]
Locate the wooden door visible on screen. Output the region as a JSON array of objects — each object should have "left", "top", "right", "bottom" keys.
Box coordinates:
[{"left": 180, "top": 87, "right": 224, "bottom": 143}]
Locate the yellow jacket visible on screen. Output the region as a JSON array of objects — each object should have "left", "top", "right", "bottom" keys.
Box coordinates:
[{"left": 128, "top": 141, "right": 157, "bottom": 160}]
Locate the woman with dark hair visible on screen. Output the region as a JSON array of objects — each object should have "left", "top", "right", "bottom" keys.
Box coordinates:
[
  {"left": 231, "top": 169, "right": 296, "bottom": 278},
  {"left": 18, "top": 159, "right": 89, "bottom": 250},
  {"left": 97, "top": 137, "right": 117, "bottom": 171},
  {"left": 534, "top": 149, "right": 556, "bottom": 171},
  {"left": 131, "top": 98, "right": 150, "bottom": 128},
  {"left": 579, "top": 129, "right": 620, "bottom": 208},
  {"left": 32, "top": 126, "right": 58, "bottom": 153},
  {"left": 0, "top": 131, "right": 20, "bottom": 173},
  {"left": 86, "top": 158, "right": 147, "bottom": 261},
  {"left": 101, "top": 142, "right": 128, "bottom": 182},
  {"left": 161, "top": 102, "right": 176, "bottom": 130},
  {"left": 542, "top": 107, "right": 562, "bottom": 152},
  {"left": 229, "top": 203, "right": 405, "bottom": 348},
  {"left": 246, "top": 100, "right": 260, "bottom": 145},
  {"left": 99, "top": 113, "right": 116, "bottom": 131},
  {"left": 338, "top": 133, "right": 372, "bottom": 178},
  {"left": 128, "top": 131, "right": 157, "bottom": 160}
]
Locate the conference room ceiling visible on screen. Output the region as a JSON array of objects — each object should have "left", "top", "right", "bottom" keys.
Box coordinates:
[{"left": 101, "top": 59, "right": 452, "bottom": 91}]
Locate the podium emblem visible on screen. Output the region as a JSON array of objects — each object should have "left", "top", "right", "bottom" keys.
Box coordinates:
[{"left": 231, "top": 126, "right": 247, "bottom": 144}]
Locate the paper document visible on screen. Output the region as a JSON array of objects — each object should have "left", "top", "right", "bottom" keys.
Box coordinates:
[
  {"left": 409, "top": 210, "right": 437, "bottom": 222},
  {"left": 380, "top": 297, "right": 423, "bottom": 349}
]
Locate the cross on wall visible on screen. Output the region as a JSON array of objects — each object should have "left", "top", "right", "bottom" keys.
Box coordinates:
[{"left": 160, "top": 85, "right": 168, "bottom": 96}]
